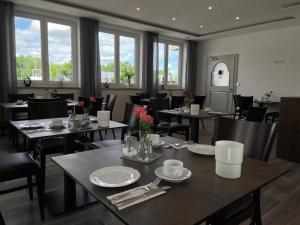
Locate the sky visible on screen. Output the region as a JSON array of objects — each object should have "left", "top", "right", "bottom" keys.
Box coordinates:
[{"left": 15, "top": 16, "right": 179, "bottom": 76}]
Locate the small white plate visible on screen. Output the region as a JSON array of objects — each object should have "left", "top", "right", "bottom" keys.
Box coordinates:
[
  {"left": 208, "top": 111, "right": 224, "bottom": 115},
  {"left": 187, "top": 144, "right": 215, "bottom": 156},
  {"left": 90, "top": 166, "right": 140, "bottom": 188},
  {"left": 89, "top": 116, "right": 98, "bottom": 123},
  {"left": 152, "top": 140, "right": 165, "bottom": 147},
  {"left": 49, "top": 123, "right": 66, "bottom": 129},
  {"left": 155, "top": 166, "right": 191, "bottom": 183},
  {"left": 20, "top": 123, "right": 43, "bottom": 129}
]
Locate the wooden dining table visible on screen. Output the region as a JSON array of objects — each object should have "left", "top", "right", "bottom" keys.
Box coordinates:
[
  {"left": 10, "top": 118, "right": 128, "bottom": 215},
  {"left": 52, "top": 136, "right": 289, "bottom": 225},
  {"left": 158, "top": 110, "right": 232, "bottom": 143}
]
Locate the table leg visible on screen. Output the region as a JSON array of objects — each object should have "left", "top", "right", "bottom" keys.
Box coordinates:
[
  {"left": 191, "top": 118, "right": 199, "bottom": 143},
  {"left": 253, "top": 189, "right": 262, "bottom": 225}
]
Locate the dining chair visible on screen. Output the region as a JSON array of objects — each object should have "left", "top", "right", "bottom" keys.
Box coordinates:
[
  {"left": 104, "top": 95, "right": 117, "bottom": 139},
  {"left": 8, "top": 93, "right": 34, "bottom": 121},
  {"left": 170, "top": 96, "right": 185, "bottom": 109},
  {"left": 193, "top": 95, "right": 206, "bottom": 109},
  {"left": 0, "top": 153, "right": 44, "bottom": 220},
  {"left": 130, "top": 95, "right": 141, "bottom": 105},
  {"left": 28, "top": 101, "right": 83, "bottom": 196},
  {"left": 90, "top": 103, "right": 139, "bottom": 149},
  {"left": 52, "top": 93, "right": 74, "bottom": 101},
  {"left": 238, "top": 96, "right": 254, "bottom": 119},
  {"left": 265, "top": 102, "right": 280, "bottom": 123},
  {"left": 28, "top": 97, "right": 61, "bottom": 102},
  {"left": 207, "top": 117, "right": 277, "bottom": 225},
  {"left": 232, "top": 94, "right": 241, "bottom": 119},
  {"left": 136, "top": 93, "right": 150, "bottom": 99},
  {"left": 246, "top": 106, "right": 267, "bottom": 122},
  {"left": 151, "top": 98, "right": 189, "bottom": 140},
  {"left": 156, "top": 93, "right": 168, "bottom": 98}
]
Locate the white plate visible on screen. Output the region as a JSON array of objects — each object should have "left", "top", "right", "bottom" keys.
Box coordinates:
[
  {"left": 89, "top": 116, "right": 98, "bottom": 122},
  {"left": 187, "top": 144, "right": 215, "bottom": 156},
  {"left": 89, "top": 166, "right": 140, "bottom": 188},
  {"left": 49, "top": 123, "right": 66, "bottom": 129},
  {"left": 208, "top": 111, "right": 224, "bottom": 115},
  {"left": 152, "top": 140, "right": 165, "bottom": 147},
  {"left": 20, "top": 123, "right": 43, "bottom": 129},
  {"left": 155, "top": 166, "right": 191, "bottom": 183}
]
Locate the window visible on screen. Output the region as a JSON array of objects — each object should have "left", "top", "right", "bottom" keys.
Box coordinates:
[
  {"left": 158, "top": 40, "right": 183, "bottom": 88},
  {"left": 99, "top": 28, "right": 139, "bottom": 87},
  {"left": 14, "top": 12, "right": 78, "bottom": 86}
]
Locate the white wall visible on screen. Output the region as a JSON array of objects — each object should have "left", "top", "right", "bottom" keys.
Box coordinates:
[{"left": 197, "top": 25, "right": 300, "bottom": 101}]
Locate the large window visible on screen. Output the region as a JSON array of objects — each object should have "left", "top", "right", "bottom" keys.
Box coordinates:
[
  {"left": 158, "top": 40, "right": 183, "bottom": 88},
  {"left": 99, "top": 28, "right": 139, "bottom": 87},
  {"left": 14, "top": 12, "right": 77, "bottom": 86}
]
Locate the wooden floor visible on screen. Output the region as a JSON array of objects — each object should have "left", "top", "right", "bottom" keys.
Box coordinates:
[{"left": 0, "top": 118, "right": 299, "bottom": 225}]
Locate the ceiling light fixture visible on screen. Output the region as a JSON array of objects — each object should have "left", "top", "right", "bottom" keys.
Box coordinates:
[
  {"left": 235, "top": 16, "right": 240, "bottom": 20},
  {"left": 136, "top": 7, "right": 140, "bottom": 11},
  {"left": 172, "top": 17, "right": 176, "bottom": 21},
  {"left": 208, "top": 6, "right": 213, "bottom": 10}
]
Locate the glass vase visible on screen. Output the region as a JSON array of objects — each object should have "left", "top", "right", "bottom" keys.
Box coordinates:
[{"left": 137, "top": 131, "right": 152, "bottom": 161}]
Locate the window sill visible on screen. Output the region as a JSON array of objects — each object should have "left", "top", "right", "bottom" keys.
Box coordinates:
[{"left": 18, "top": 86, "right": 80, "bottom": 90}]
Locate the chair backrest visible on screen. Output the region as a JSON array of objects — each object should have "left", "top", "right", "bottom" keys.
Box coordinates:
[
  {"left": 193, "top": 96, "right": 206, "bottom": 109},
  {"left": 121, "top": 103, "right": 140, "bottom": 139},
  {"left": 239, "top": 96, "right": 253, "bottom": 111},
  {"left": 233, "top": 94, "right": 241, "bottom": 109},
  {"left": 105, "top": 95, "right": 117, "bottom": 119},
  {"left": 130, "top": 95, "right": 140, "bottom": 105},
  {"left": 156, "top": 93, "right": 168, "bottom": 98},
  {"left": 8, "top": 93, "right": 34, "bottom": 103},
  {"left": 213, "top": 117, "right": 277, "bottom": 161},
  {"left": 77, "top": 97, "right": 103, "bottom": 116},
  {"left": 137, "top": 93, "right": 150, "bottom": 99},
  {"left": 151, "top": 98, "right": 170, "bottom": 124},
  {"left": 52, "top": 93, "right": 74, "bottom": 101},
  {"left": 171, "top": 96, "right": 185, "bottom": 109},
  {"left": 247, "top": 106, "right": 268, "bottom": 122},
  {"left": 28, "top": 97, "right": 61, "bottom": 102},
  {"left": 28, "top": 101, "right": 68, "bottom": 119}
]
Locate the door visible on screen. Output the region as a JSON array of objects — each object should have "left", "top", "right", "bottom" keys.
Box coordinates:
[{"left": 207, "top": 54, "right": 238, "bottom": 113}]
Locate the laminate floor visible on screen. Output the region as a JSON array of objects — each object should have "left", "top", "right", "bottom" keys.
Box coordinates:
[{"left": 0, "top": 118, "right": 299, "bottom": 225}]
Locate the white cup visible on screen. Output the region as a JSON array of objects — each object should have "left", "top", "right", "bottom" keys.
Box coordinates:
[
  {"left": 97, "top": 111, "right": 110, "bottom": 127},
  {"left": 52, "top": 118, "right": 63, "bottom": 126},
  {"left": 215, "top": 140, "right": 244, "bottom": 179},
  {"left": 190, "top": 104, "right": 200, "bottom": 115},
  {"left": 163, "top": 159, "right": 184, "bottom": 178},
  {"left": 148, "top": 134, "right": 160, "bottom": 145}
]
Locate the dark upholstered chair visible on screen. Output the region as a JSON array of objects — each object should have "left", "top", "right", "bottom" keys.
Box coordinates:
[
  {"left": 91, "top": 103, "right": 138, "bottom": 149},
  {"left": 0, "top": 153, "right": 44, "bottom": 220},
  {"left": 193, "top": 95, "right": 206, "bottom": 109},
  {"left": 136, "top": 93, "right": 150, "bottom": 99},
  {"left": 170, "top": 96, "right": 185, "bottom": 109},
  {"left": 156, "top": 93, "right": 168, "bottom": 98},
  {"left": 28, "top": 101, "right": 82, "bottom": 196},
  {"left": 103, "top": 95, "right": 117, "bottom": 139},
  {"left": 28, "top": 97, "right": 61, "bottom": 102},
  {"left": 246, "top": 106, "right": 267, "bottom": 122},
  {"left": 239, "top": 96, "right": 253, "bottom": 119},
  {"left": 232, "top": 94, "right": 241, "bottom": 119},
  {"left": 8, "top": 93, "right": 34, "bottom": 121},
  {"left": 151, "top": 98, "right": 189, "bottom": 140},
  {"left": 76, "top": 97, "right": 104, "bottom": 116},
  {"left": 207, "top": 117, "right": 277, "bottom": 225},
  {"left": 130, "top": 95, "right": 141, "bottom": 105},
  {"left": 52, "top": 93, "right": 74, "bottom": 101}
]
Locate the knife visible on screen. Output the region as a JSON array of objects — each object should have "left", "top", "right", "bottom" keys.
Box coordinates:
[{"left": 116, "top": 186, "right": 171, "bottom": 210}]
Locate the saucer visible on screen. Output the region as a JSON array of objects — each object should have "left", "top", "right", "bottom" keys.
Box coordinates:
[
  {"left": 187, "top": 144, "right": 215, "bottom": 156},
  {"left": 49, "top": 123, "right": 66, "bottom": 129},
  {"left": 154, "top": 166, "right": 192, "bottom": 183},
  {"left": 152, "top": 140, "right": 165, "bottom": 148}
]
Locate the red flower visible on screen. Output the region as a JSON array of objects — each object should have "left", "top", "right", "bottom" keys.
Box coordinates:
[
  {"left": 140, "top": 112, "right": 153, "bottom": 124},
  {"left": 89, "top": 96, "right": 96, "bottom": 102},
  {"left": 133, "top": 106, "right": 147, "bottom": 116},
  {"left": 78, "top": 101, "right": 84, "bottom": 107}
]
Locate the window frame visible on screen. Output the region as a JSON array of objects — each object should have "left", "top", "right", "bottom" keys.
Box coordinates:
[
  {"left": 14, "top": 8, "right": 79, "bottom": 88},
  {"left": 99, "top": 24, "right": 141, "bottom": 89},
  {"left": 158, "top": 37, "right": 184, "bottom": 89}
]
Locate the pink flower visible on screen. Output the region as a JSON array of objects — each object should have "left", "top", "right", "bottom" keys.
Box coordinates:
[
  {"left": 140, "top": 112, "right": 153, "bottom": 124},
  {"left": 89, "top": 96, "right": 96, "bottom": 102},
  {"left": 133, "top": 106, "right": 147, "bottom": 116},
  {"left": 78, "top": 101, "right": 84, "bottom": 107}
]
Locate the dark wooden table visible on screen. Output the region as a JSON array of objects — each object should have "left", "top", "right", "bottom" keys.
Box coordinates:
[
  {"left": 10, "top": 118, "right": 128, "bottom": 215},
  {"left": 0, "top": 101, "right": 80, "bottom": 109},
  {"left": 158, "top": 110, "right": 232, "bottom": 143},
  {"left": 52, "top": 137, "right": 289, "bottom": 225}
]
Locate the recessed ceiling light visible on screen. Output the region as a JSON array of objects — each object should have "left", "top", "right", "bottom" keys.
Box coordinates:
[
  {"left": 200, "top": 25, "right": 204, "bottom": 29},
  {"left": 208, "top": 6, "right": 213, "bottom": 10},
  {"left": 172, "top": 17, "right": 176, "bottom": 21},
  {"left": 235, "top": 16, "right": 240, "bottom": 20},
  {"left": 136, "top": 7, "right": 140, "bottom": 11}
]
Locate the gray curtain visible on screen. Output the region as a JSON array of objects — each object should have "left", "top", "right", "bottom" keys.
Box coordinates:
[
  {"left": 0, "top": 1, "right": 17, "bottom": 102},
  {"left": 79, "top": 17, "right": 101, "bottom": 97},
  {"left": 185, "top": 40, "right": 198, "bottom": 93},
  {"left": 143, "top": 32, "right": 159, "bottom": 97}
]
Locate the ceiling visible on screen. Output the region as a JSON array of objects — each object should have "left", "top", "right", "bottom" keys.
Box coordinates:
[{"left": 11, "top": 0, "right": 300, "bottom": 40}]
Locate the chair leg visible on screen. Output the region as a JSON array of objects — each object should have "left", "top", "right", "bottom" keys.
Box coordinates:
[
  {"left": 112, "top": 129, "right": 116, "bottom": 139},
  {"left": 253, "top": 189, "right": 262, "bottom": 225},
  {"left": 39, "top": 151, "right": 46, "bottom": 196},
  {"left": 27, "top": 176, "right": 33, "bottom": 200},
  {"left": 36, "top": 173, "right": 45, "bottom": 220},
  {"left": 201, "top": 119, "right": 205, "bottom": 130},
  {"left": 99, "top": 131, "right": 103, "bottom": 140},
  {"left": 185, "top": 128, "right": 189, "bottom": 141}
]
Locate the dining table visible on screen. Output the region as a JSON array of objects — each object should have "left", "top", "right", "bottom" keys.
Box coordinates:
[
  {"left": 52, "top": 136, "right": 289, "bottom": 225},
  {"left": 10, "top": 117, "right": 128, "bottom": 215},
  {"left": 158, "top": 110, "right": 232, "bottom": 143}
]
